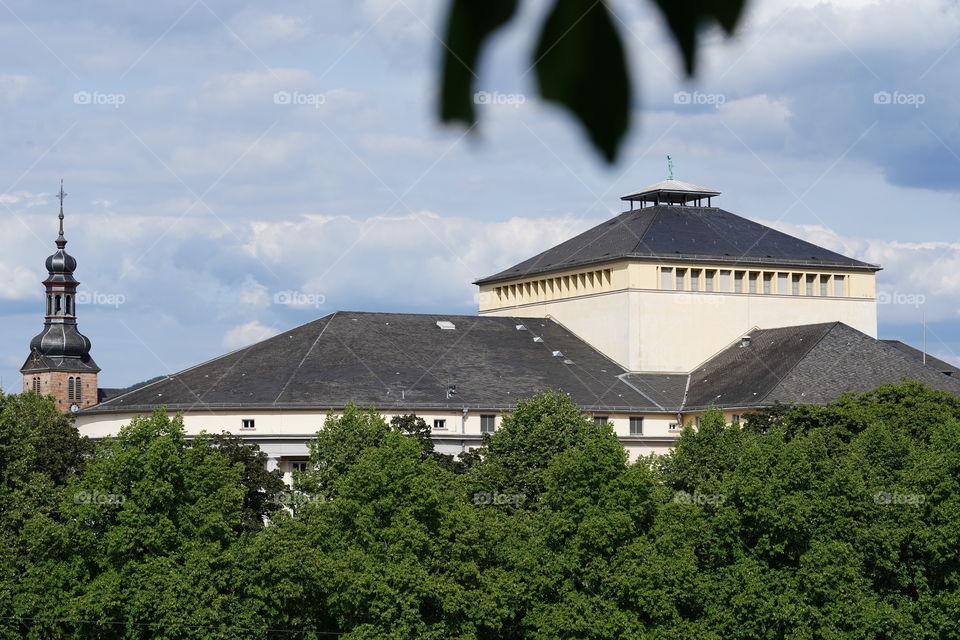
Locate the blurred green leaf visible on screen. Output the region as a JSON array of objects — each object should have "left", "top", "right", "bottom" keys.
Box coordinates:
[
  {"left": 533, "top": 0, "right": 631, "bottom": 163},
  {"left": 438, "top": 0, "right": 519, "bottom": 125},
  {"left": 649, "top": 0, "right": 747, "bottom": 75}
]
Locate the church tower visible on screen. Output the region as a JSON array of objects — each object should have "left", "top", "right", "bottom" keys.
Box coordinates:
[{"left": 21, "top": 181, "right": 99, "bottom": 412}]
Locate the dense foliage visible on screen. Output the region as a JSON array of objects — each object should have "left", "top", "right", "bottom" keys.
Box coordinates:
[{"left": 2, "top": 381, "right": 960, "bottom": 638}]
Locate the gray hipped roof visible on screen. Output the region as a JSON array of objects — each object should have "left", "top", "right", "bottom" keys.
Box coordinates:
[
  {"left": 82, "top": 313, "right": 960, "bottom": 417},
  {"left": 475, "top": 206, "right": 879, "bottom": 285}
]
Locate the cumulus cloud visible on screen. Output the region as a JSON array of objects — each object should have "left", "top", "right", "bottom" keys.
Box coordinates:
[{"left": 222, "top": 321, "right": 277, "bottom": 349}]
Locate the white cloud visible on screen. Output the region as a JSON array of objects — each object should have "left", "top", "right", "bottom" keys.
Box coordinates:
[
  {"left": 229, "top": 11, "right": 311, "bottom": 47},
  {"left": 222, "top": 320, "right": 276, "bottom": 349}
]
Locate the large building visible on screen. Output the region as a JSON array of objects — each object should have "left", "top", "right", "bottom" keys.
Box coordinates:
[{"left": 26, "top": 179, "right": 959, "bottom": 474}]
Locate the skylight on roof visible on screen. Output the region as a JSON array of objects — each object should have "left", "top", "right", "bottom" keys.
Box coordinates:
[{"left": 436, "top": 320, "right": 456, "bottom": 330}]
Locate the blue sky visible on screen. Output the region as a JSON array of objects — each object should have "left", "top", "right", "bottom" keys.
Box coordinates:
[{"left": 0, "top": 0, "right": 958, "bottom": 389}]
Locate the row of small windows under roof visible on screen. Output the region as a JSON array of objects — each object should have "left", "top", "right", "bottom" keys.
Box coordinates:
[
  {"left": 494, "top": 269, "right": 612, "bottom": 303},
  {"left": 660, "top": 267, "right": 848, "bottom": 297}
]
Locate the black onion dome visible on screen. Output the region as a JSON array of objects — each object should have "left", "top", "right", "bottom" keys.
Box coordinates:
[
  {"left": 45, "top": 248, "right": 78, "bottom": 274},
  {"left": 29, "top": 325, "right": 93, "bottom": 358}
]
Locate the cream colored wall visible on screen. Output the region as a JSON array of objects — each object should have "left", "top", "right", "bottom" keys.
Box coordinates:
[
  {"left": 479, "top": 260, "right": 877, "bottom": 372},
  {"left": 75, "top": 408, "right": 685, "bottom": 464}
]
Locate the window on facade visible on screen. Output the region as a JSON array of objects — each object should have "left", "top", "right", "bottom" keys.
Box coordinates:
[
  {"left": 734, "top": 271, "right": 744, "bottom": 293},
  {"left": 806, "top": 274, "right": 816, "bottom": 296},
  {"left": 695, "top": 416, "right": 702, "bottom": 428},
  {"left": 32, "top": 377, "right": 40, "bottom": 393},
  {"left": 675, "top": 269, "right": 686, "bottom": 291},
  {"left": 480, "top": 414, "right": 496, "bottom": 433},
  {"left": 660, "top": 267, "right": 673, "bottom": 290},
  {"left": 668, "top": 422, "right": 681, "bottom": 431},
  {"left": 629, "top": 416, "right": 644, "bottom": 435},
  {"left": 820, "top": 276, "right": 829, "bottom": 297},
  {"left": 763, "top": 273, "right": 773, "bottom": 294},
  {"left": 705, "top": 270, "right": 715, "bottom": 292},
  {"left": 290, "top": 460, "right": 309, "bottom": 473},
  {"left": 594, "top": 416, "right": 608, "bottom": 426},
  {"left": 732, "top": 414, "right": 742, "bottom": 425},
  {"left": 241, "top": 419, "right": 255, "bottom": 430},
  {"left": 690, "top": 269, "right": 701, "bottom": 291},
  {"left": 748, "top": 272, "right": 759, "bottom": 294},
  {"left": 834, "top": 275, "right": 846, "bottom": 296},
  {"left": 719, "top": 270, "right": 731, "bottom": 292},
  {"left": 433, "top": 419, "right": 446, "bottom": 430},
  {"left": 792, "top": 274, "right": 801, "bottom": 295},
  {"left": 778, "top": 273, "right": 789, "bottom": 294}
]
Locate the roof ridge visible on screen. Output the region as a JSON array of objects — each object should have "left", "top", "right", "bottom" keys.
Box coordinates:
[{"left": 628, "top": 206, "right": 661, "bottom": 255}]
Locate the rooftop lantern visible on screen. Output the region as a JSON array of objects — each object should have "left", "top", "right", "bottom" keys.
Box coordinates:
[{"left": 620, "top": 156, "right": 720, "bottom": 210}]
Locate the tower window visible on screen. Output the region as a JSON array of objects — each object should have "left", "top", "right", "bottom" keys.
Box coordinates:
[
  {"left": 32, "top": 377, "right": 40, "bottom": 393},
  {"left": 55, "top": 295, "right": 62, "bottom": 314},
  {"left": 629, "top": 416, "right": 644, "bottom": 435},
  {"left": 67, "top": 376, "right": 79, "bottom": 402},
  {"left": 719, "top": 270, "right": 731, "bottom": 292},
  {"left": 65, "top": 296, "right": 72, "bottom": 315},
  {"left": 834, "top": 275, "right": 846, "bottom": 296},
  {"left": 46, "top": 295, "right": 52, "bottom": 315},
  {"left": 660, "top": 268, "right": 673, "bottom": 290}
]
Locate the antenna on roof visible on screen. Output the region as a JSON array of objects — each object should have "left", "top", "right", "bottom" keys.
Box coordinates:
[{"left": 667, "top": 155, "right": 674, "bottom": 180}]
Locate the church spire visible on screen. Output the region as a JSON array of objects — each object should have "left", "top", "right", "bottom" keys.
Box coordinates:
[
  {"left": 21, "top": 181, "right": 100, "bottom": 412},
  {"left": 56, "top": 179, "right": 67, "bottom": 249}
]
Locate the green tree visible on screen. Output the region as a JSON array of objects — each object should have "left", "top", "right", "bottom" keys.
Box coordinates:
[{"left": 204, "top": 432, "right": 286, "bottom": 533}]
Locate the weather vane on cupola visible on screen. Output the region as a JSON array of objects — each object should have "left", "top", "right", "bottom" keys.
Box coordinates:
[
  {"left": 56, "top": 179, "right": 68, "bottom": 248},
  {"left": 667, "top": 155, "right": 674, "bottom": 180}
]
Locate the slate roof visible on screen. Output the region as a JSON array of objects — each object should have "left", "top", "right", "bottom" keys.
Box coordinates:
[
  {"left": 81, "top": 313, "right": 960, "bottom": 417},
  {"left": 881, "top": 340, "right": 959, "bottom": 377},
  {"left": 84, "top": 312, "right": 660, "bottom": 414},
  {"left": 475, "top": 205, "right": 880, "bottom": 285},
  {"left": 684, "top": 323, "right": 960, "bottom": 410}
]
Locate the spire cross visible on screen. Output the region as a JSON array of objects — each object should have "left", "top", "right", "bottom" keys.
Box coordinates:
[{"left": 56, "top": 179, "right": 67, "bottom": 246}]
